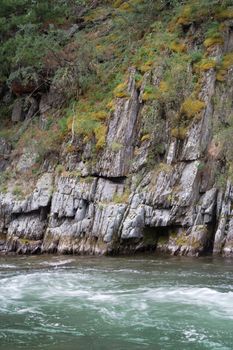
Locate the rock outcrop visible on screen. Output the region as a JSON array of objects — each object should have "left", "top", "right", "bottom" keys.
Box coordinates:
[{"left": 1, "top": 9, "right": 233, "bottom": 258}]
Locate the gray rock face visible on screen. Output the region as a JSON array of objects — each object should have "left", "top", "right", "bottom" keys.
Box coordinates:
[
  {"left": 95, "top": 68, "right": 140, "bottom": 177},
  {"left": 16, "top": 149, "right": 38, "bottom": 173},
  {"left": 1, "top": 35, "right": 233, "bottom": 257},
  {"left": 0, "top": 138, "right": 11, "bottom": 170},
  {"left": 11, "top": 99, "right": 25, "bottom": 122},
  {"left": 25, "top": 97, "right": 38, "bottom": 119},
  {"left": 0, "top": 138, "right": 11, "bottom": 158}
]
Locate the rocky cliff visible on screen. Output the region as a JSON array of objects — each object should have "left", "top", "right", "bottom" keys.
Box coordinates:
[{"left": 1, "top": 1, "right": 233, "bottom": 257}]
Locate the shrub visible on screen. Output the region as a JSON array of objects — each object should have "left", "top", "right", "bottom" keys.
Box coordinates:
[
  {"left": 107, "top": 100, "right": 116, "bottom": 112},
  {"left": 171, "top": 127, "right": 187, "bottom": 140},
  {"left": 142, "top": 85, "right": 157, "bottom": 102},
  {"left": 216, "top": 54, "right": 233, "bottom": 81},
  {"left": 221, "top": 53, "right": 233, "bottom": 70},
  {"left": 113, "top": 82, "right": 129, "bottom": 98},
  {"left": 92, "top": 111, "right": 108, "bottom": 121},
  {"left": 204, "top": 37, "right": 223, "bottom": 48},
  {"left": 170, "top": 41, "right": 186, "bottom": 53},
  {"left": 138, "top": 60, "right": 154, "bottom": 73},
  {"left": 159, "top": 81, "right": 169, "bottom": 93},
  {"left": 95, "top": 125, "right": 107, "bottom": 150},
  {"left": 190, "top": 51, "right": 204, "bottom": 64},
  {"left": 204, "top": 21, "right": 223, "bottom": 48},
  {"left": 196, "top": 59, "right": 217, "bottom": 71},
  {"left": 181, "top": 98, "right": 205, "bottom": 119},
  {"left": 215, "top": 7, "right": 233, "bottom": 20}
]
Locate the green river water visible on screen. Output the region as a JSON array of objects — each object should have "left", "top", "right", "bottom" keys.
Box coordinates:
[{"left": 0, "top": 255, "right": 233, "bottom": 350}]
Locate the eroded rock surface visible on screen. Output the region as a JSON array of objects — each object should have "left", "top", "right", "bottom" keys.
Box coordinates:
[{"left": 1, "top": 34, "right": 233, "bottom": 258}]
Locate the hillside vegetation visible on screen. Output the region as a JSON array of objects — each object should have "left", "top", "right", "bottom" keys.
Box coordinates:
[{"left": 0, "top": 0, "right": 233, "bottom": 190}]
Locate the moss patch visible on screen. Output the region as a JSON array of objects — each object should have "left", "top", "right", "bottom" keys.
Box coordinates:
[{"left": 181, "top": 98, "right": 205, "bottom": 119}]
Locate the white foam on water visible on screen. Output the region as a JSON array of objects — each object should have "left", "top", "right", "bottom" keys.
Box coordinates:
[
  {"left": 39, "top": 259, "right": 75, "bottom": 267},
  {"left": 183, "top": 326, "right": 207, "bottom": 342},
  {"left": 0, "top": 264, "right": 17, "bottom": 269},
  {"left": 143, "top": 287, "right": 233, "bottom": 319},
  {"left": 0, "top": 258, "right": 233, "bottom": 350},
  {"left": 1, "top": 268, "right": 233, "bottom": 320}
]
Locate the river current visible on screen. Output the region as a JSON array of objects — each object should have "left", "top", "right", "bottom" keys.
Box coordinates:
[{"left": 0, "top": 255, "right": 232, "bottom": 350}]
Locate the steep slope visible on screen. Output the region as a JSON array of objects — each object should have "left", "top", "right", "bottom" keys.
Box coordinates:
[{"left": 0, "top": 0, "right": 233, "bottom": 256}]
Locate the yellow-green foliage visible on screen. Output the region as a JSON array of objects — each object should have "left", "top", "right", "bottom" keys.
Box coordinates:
[
  {"left": 138, "top": 60, "right": 154, "bottom": 73},
  {"left": 216, "top": 53, "right": 233, "bottom": 81},
  {"left": 19, "top": 238, "right": 30, "bottom": 245},
  {"left": 215, "top": 8, "right": 233, "bottom": 20},
  {"left": 141, "top": 134, "right": 151, "bottom": 142},
  {"left": 142, "top": 85, "right": 157, "bottom": 102},
  {"left": 159, "top": 81, "right": 169, "bottom": 93},
  {"left": 222, "top": 53, "right": 233, "bottom": 70},
  {"left": 110, "top": 142, "right": 123, "bottom": 152},
  {"left": 5, "top": 0, "right": 232, "bottom": 175},
  {"left": 203, "top": 21, "right": 224, "bottom": 49},
  {"left": 107, "top": 100, "right": 116, "bottom": 112},
  {"left": 193, "top": 80, "right": 202, "bottom": 95},
  {"left": 131, "top": 24, "right": 176, "bottom": 74},
  {"left": 142, "top": 91, "right": 156, "bottom": 102},
  {"left": 119, "top": 2, "right": 131, "bottom": 11},
  {"left": 84, "top": 7, "right": 110, "bottom": 22},
  {"left": 92, "top": 111, "right": 108, "bottom": 121},
  {"left": 113, "top": 0, "right": 124, "bottom": 7},
  {"left": 171, "top": 127, "right": 187, "bottom": 140},
  {"left": 95, "top": 124, "right": 107, "bottom": 150},
  {"left": 181, "top": 98, "right": 205, "bottom": 119},
  {"left": 118, "top": 0, "right": 142, "bottom": 11},
  {"left": 157, "top": 163, "right": 172, "bottom": 173},
  {"left": 204, "top": 36, "right": 223, "bottom": 48},
  {"left": 67, "top": 99, "right": 109, "bottom": 150},
  {"left": 176, "top": 5, "right": 193, "bottom": 25},
  {"left": 170, "top": 41, "right": 186, "bottom": 53},
  {"left": 113, "top": 189, "right": 130, "bottom": 204},
  {"left": 196, "top": 59, "right": 216, "bottom": 71},
  {"left": 216, "top": 70, "right": 226, "bottom": 82},
  {"left": 174, "top": 232, "right": 188, "bottom": 246},
  {"left": 135, "top": 73, "right": 143, "bottom": 88},
  {"left": 174, "top": 2, "right": 231, "bottom": 31},
  {"left": 113, "top": 82, "right": 129, "bottom": 98}
]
